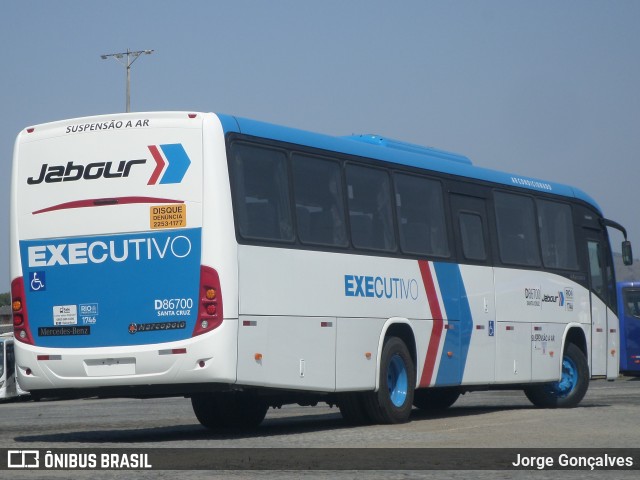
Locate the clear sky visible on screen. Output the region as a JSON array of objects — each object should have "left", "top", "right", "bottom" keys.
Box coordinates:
[{"left": 1, "top": 0, "right": 639, "bottom": 293}]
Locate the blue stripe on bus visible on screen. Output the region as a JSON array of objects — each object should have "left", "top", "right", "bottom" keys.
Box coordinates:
[{"left": 433, "top": 262, "right": 474, "bottom": 386}]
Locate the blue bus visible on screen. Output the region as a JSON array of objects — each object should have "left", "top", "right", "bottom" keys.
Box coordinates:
[{"left": 618, "top": 282, "right": 640, "bottom": 375}]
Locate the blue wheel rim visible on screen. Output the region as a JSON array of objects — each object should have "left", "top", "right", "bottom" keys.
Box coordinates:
[
  {"left": 388, "top": 353, "right": 408, "bottom": 407},
  {"left": 549, "top": 355, "right": 578, "bottom": 398}
]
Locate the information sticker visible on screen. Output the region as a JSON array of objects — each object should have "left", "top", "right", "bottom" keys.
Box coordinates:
[
  {"left": 53, "top": 305, "right": 78, "bottom": 325},
  {"left": 150, "top": 204, "right": 186, "bottom": 230}
]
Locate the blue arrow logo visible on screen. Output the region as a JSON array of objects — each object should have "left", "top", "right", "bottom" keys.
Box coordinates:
[{"left": 157, "top": 143, "right": 191, "bottom": 184}]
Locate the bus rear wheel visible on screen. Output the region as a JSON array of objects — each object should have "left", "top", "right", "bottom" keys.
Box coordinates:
[
  {"left": 191, "top": 391, "right": 268, "bottom": 430},
  {"left": 413, "top": 387, "right": 460, "bottom": 411},
  {"left": 363, "top": 336, "right": 415, "bottom": 424},
  {"left": 337, "top": 392, "right": 372, "bottom": 425},
  {"left": 524, "top": 343, "right": 589, "bottom": 408}
]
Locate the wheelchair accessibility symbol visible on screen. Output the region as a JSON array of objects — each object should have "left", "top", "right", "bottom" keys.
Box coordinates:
[{"left": 29, "top": 271, "right": 46, "bottom": 292}]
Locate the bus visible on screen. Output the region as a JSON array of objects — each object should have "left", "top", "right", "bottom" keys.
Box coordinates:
[
  {"left": 1, "top": 333, "right": 28, "bottom": 400},
  {"left": 617, "top": 282, "right": 640, "bottom": 375},
  {"left": 1, "top": 333, "right": 17, "bottom": 400},
  {"left": 10, "top": 112, "right": 633, "bottom": 427}
]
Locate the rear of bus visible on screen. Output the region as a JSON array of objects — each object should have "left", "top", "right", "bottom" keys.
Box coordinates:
[{"left": 9, "top": 112, "right": 238, "bottom": 397}]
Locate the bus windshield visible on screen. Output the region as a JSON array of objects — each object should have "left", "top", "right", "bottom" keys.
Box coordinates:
[{"left": 623, "top": 288, "right": 640, "bottom": 318}]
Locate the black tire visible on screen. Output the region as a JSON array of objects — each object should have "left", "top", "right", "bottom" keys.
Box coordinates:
[
  {"left": 363, "top": 336, "right": 416, "bottom": 424},
  {"left": 413, "top": 387, "right": 460, "bottom": 411},
  {"left": 524, "top": 343, "right": 589, "bottom": 408},
  {"left": 337, "top": 392, "right": 373, "bottom": 425},
  {"left": 191, "top": 392, "right": 268, "bottom": 429}
]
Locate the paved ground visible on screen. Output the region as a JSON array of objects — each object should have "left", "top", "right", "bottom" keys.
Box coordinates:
[{"left": 1, "top": 375, "right": 639, "bottom": 478}]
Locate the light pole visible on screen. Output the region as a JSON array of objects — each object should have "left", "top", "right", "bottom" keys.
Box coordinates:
[{"left": 100, "top": 49, "right": 154, "bottom": 112}]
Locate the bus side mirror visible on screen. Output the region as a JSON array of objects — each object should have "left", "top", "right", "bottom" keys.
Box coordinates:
[{"left": 622, "top": 240, "right": 633, "bottom": 266}]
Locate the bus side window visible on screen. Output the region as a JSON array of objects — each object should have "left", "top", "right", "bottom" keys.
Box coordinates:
[
  {"left": 494, "top": 191, "right": 541, "bottom": 267},
  {"left": 230, "top": 143, "right": 294, "bottom": 242},
  {"left": 346, "top": 164, "right": 396, "bottom": 252},
  {"left": 459, "top": 212, "right": 486, "bottom": 261},
  {"left": 537, "top": 199, "right": 578, "bottom": 270},
  {"left": 291, "top": 154, "right": 348, "bottom": 247},
  {"left": 587, "top": 241, "right": 605, "bottom": 299},
  {"left": 393, "top": 173, "right": 449, "bottom": 258}
]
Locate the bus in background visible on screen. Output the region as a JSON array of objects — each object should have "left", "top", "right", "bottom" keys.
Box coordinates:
[
  {"left": 0, "top": 333, "right": 28, "bottom": 400},
  {"left": 617, "top": 282, "right": 640, "bottom": 375},
  {"left": 10, "top": 112, "right": 633, "bottom": 428}
]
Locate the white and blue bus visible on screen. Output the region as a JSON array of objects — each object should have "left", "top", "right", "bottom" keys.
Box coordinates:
[{"left": 10, "top": 112, "right": 633, "bottom": 427}]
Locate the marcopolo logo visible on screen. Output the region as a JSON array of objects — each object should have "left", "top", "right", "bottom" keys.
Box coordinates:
[{"left": 27, "top": 235, "right": 193, "bottom": 268}]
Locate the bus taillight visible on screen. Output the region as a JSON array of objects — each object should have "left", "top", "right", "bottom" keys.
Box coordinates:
[
  {"left": 11, "top": 277, "right": 34, "bottom": 345},
  {"left": 193, "top": 265, "right": 223, "bottom": 337}
]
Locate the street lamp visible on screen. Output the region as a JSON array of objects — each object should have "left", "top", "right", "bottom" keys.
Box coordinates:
[{"left": 100, "top": 49, "right": 154, "bottom": 112}]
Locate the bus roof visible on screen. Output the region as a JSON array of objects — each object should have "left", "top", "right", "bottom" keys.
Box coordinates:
[{"left": 217, "top": 113, "right": 601, "bottom": 212}]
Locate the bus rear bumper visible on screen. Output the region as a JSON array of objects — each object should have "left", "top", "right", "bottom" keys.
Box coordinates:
[{"left": 14, "top": 319, "right": 238, "bottom": 393}]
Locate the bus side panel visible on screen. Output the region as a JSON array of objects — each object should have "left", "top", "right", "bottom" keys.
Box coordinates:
[
  {"left": 590, "top": 295, "right": 608, "bottom": 377},
  {"left": 494, "top": 268, "right": 588, "bottom": 384},
  {"left": 236, "top": 246, "right": 507, "bottom": 391},
  {"left": 237, "top": 315, "right": 336, "bottom": 391},
  {"left": 235, "top": 246, "right": 342, "bottom": 391},
  {"left": 236, "top": 246, "right": 427, "bottom": 392},
  {"left": 335, "top": 317, "right": 385, "bottom": 391},
  {"left": 607, "top": 307, "right": 619, "bottom": 379},
  {"left": 458, "top": 265, "right": 496, "bottom": 386}
]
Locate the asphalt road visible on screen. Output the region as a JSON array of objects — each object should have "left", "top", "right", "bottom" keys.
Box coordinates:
[{"left": 1, "top": 376, "right": 639, "bottom": 479}]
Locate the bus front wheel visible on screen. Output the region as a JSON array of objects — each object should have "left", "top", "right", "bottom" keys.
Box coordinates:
[{"left": 524, "top": 343, "right": 589, "bottom": 408}]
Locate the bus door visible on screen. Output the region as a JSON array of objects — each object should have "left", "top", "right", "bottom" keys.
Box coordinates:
[
  {"left": 449, "top": 193, "right": 496, "bottom": 384},
  {"left": 585, "top": 230, "right": 615, "bottom": 377}
]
